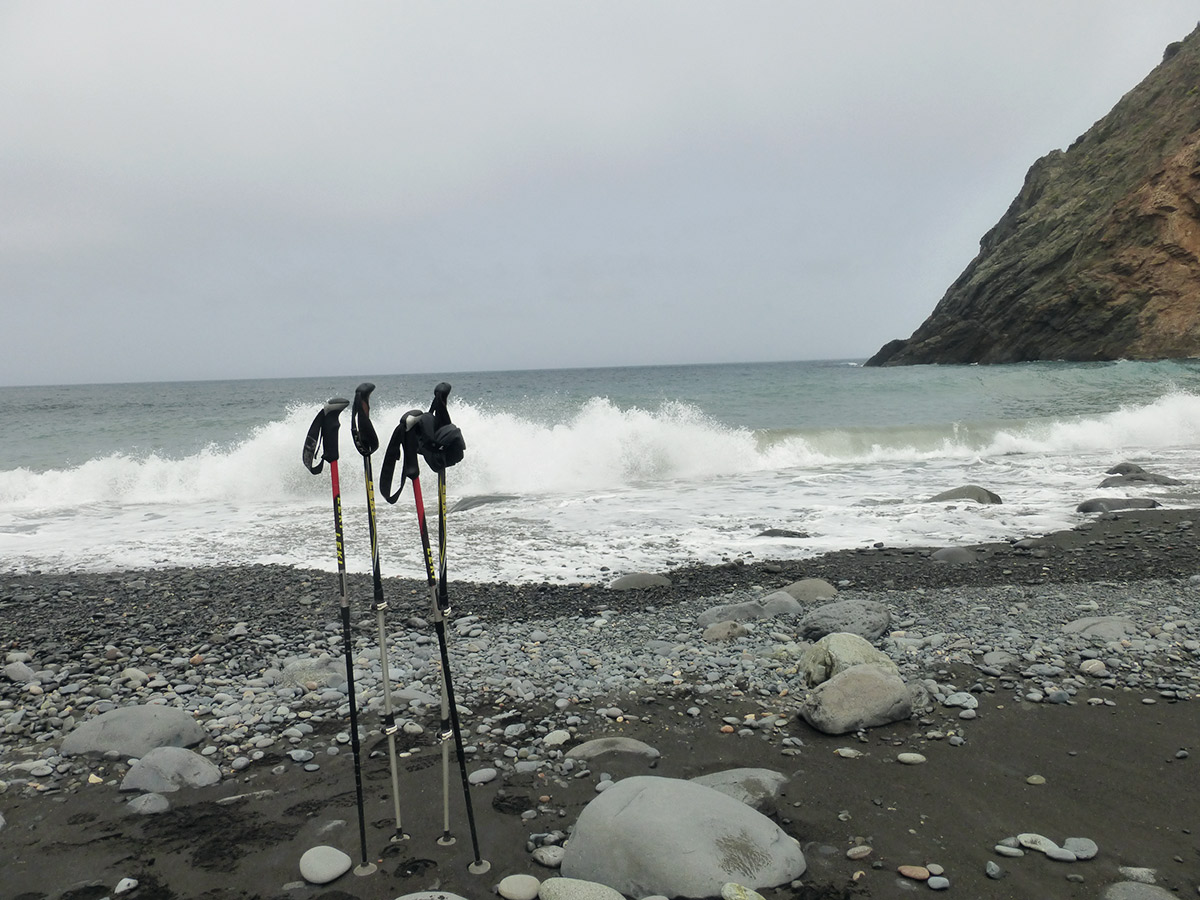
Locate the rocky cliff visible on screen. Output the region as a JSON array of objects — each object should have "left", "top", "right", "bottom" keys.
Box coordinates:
[{"left": 867, "top": 25, "right": 1200, "bottom": 366}]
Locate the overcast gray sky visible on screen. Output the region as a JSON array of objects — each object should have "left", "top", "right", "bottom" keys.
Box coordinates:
[{"left": 2, "top": 2, "right": 1197, "bottom": 385}]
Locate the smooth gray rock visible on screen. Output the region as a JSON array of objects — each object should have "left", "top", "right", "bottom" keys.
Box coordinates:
[
  {"left": 126, "top": 793, "right": 171, "bottom": 815},
  {"left": 61, "top": 706, "right": 206, "bottom": 757},
  {"left": 756, "top": 528, "right": 808, "bottom": 539},
  {"left": 1107, "top": 462, "right": 1146, "bottom": 475},
  {"left": 533, "top": 845, "right": 566, "bottom": 868},
  {"left": 1077, "top": 497, "right": 1161, "bottom": 513},
  {"left": 279, "top": 657, "right": 347, "bottom": 689},
  {"left": 926, "top": 485, "right": 1002, "bottom": 504},
  {"left": 4, "top": 661, "right": 37, "bottom": 684},
  {"left": 931, "top": 547, "right": 981, "bottom": 564},
  {"left": 703, "top": 621, "right": 749, "bottom": 643},
  {"left": 608, "top": 573, "right": 671, "bottom": 590},
  {"left": 798, "top": 599, "right": 890, "bottom": 642},
  {"left": 1062, "top": 616, "right": 1137, "bottom": 641},
  {"left": 800, "top": 664, "right": 912, "bottom": 735},
  {"left": 299, "top": 845, "right": 351, "bottom": 885},
  {"left": 561, "top": 775, "right": 806, "bottom": 898},
  {"left": 497, "top": 873, "right": 541, "bottom": 900},
  {"left": 120, "top": 746, "right": 221, "bottom": 793},
  {"left": 565, "top": 737, "right": 660, "bottom": 762},
  {"left": 1116, "top": 867, "right": 1158, "bottom": 885},
  {"left": 1099, "top": 473, "right": 1181, "bottom": 487},
  {"left": 539, "top": 877, "right": 626, "bottom": 900},
  {"left": 698, "top": 600, "right": 767, "bottom": 629},
  {"left": 981, "top": 650, "right": 1018, "bottom": 669},
  {"left": 1063, "top": 836, "right": 1099, "bottom": 860},
  {"left": 760, "top": 591, "right": 804, "bottom": 616},
  {"left": 781, "top": 578, "right": 838, "bottom": 603},
  {"left": 1101, "top": 883, "right": 1176, "bottom": 900},
  {"left": 800, "top": 632, "right": 897, "bottom": 686},
  {"left": 690, "top": 767, "right": 788, "bottom": 812}
]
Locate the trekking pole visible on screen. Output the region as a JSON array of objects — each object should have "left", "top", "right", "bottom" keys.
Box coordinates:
[
  {"left": 423, "top": 383, "right": 488, "bottom": 874},
  {"left": 383, "top": 407, "right": 456, "bottom": 848},
  {"left": 350, "top": 382, "right": 408, "bottom": 844},
  {"left": 380, "top": 387, "right": 488, "bottom": 875},
  {"left": 303, "top": 396, "right": 377, "bottom": 878}
]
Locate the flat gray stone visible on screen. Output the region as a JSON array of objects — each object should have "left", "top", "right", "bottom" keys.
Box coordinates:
[
  {"left": 279, "top": 657, "right": 347, "bottom": 689},
  {"left": 1063, "top": 837, "right": 1098, "bottom": 860},
  {"left": 926, "top": 485, "right": 1002, "bottom": 504},
  {"left": 61, "top": 706, "right": 206, "bottom": 757},
  {"left": 1102, "top": 884, "right": 1176, "bottom": 900},
  {"left": 4, "top": 661, "right": 37, "bottom": 684},
  {"left": 533, "top": 845, "right": 566, "bottom": 868},
  {"left": 1116, "top": 867, "right": 1158, "bottom": 885},
  {"left": 759, "top": 591, "right": 803, "bottom": 616},
  {"left": 539, "top": 877, "right": 626, "bottom": 900},
  {"left": 780, "top": 578, "right": 838, "bottom": 603},
  {"left": 703, "top": 621, "right": 749, "bottom": 643},
  {"left": 126, "top": 793, "right": 171, "bottom": 815},
  {"left": 1099, "top": 473, "right": 1181, "bottom": 487},
  {"left": 931, "top": 547, "right": 981, "bottom": 564},
  {"left": 698, "top": 600, "right": 767, "bottom": 629},
  {"left": 608, "top": 573, "right": 671, "bottom": 590},
  {"left": 1077, "top": 497, "right": 1161, "bottom": 513},
  {"left": 798, "top": 599, "right": 890, "bottom": 643},
  {"left": 120, "top": 747, "right": 221, "bottom": 793},
  {"left": 561, "top": 775, "right": 806, "bottom": 898},
  {"left": 1062, "top": 616, "right": 1137, "bottom": 641},
  {"left": 565, "top": 737, "right": 660, "bottom": 762}
]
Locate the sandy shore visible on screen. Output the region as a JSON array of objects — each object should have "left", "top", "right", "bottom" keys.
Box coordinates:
[{"left": 2, "top": 508, "right": 1199, "bottom": 900}]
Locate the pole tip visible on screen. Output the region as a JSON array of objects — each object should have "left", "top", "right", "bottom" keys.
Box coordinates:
[
  {"left": 468, "top": 859, "right": 492, "bottom": 875},
  {"left": 353, "top": 862, "right": 378, "bottom": 877}
]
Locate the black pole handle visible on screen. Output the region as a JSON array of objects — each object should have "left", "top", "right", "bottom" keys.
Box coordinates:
[
  {"left": 379, "top": 409, "right": 425, "bottom": 503},
  {"left": 303, "top": 397, "right": 350, "bottom": 473},
  {"left": 351, "top": 382, "right": 379, "bottom": 457}
]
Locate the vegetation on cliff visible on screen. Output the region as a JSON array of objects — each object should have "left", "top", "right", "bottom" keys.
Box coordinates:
[{"left": 868, "top": 24, "right": 1200, "bottom": 366}]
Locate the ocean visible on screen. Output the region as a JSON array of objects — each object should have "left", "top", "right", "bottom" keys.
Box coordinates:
[{"left": 2, "top": 359, "right": 1200, "bottom": 582}]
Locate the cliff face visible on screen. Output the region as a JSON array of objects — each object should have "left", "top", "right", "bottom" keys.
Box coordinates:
[{"left": 867, "top": 25, "right": 1200, "bottom": 366}]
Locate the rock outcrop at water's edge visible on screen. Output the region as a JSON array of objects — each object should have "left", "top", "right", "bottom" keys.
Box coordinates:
[{"left": 868, "top": 24, "right": 1200, "bottom": 366}]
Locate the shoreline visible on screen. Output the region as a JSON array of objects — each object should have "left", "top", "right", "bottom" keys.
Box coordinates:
[
  {"left": 3, "top": 506, "right": 1200, "bottom": 620},
  {"left": 2, "top": 508, "right": 1199, "bottom": 899}
]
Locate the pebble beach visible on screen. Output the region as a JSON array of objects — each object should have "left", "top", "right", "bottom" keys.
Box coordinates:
[{"left": 2, "top": 508, "right": 1199, "bottom": 900}]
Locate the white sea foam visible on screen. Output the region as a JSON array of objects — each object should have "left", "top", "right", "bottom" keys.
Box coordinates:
[{"left": 2, "top": 390, "right": 1199, "bottom": 579}]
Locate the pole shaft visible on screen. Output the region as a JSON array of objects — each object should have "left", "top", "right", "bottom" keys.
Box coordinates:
[
  {"left": 363, "top": 455, "right": 405, "bottom": 837},
  {"left": 330, "top": 459, "right": 369, "bottom": 867},
  {"left": 431, "top": 468, "right": 486, "bottom": 867}
]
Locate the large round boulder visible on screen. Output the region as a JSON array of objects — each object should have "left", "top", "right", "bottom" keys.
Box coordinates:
[
  {"left": 561, "top": 775, "right": 806, "bottom": 898},
  {"left": 799, "top": 664, "right": 912, "bottom": 735},
  {"left": 800, "top": 632, "right": 898, "bottom": 686}
]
